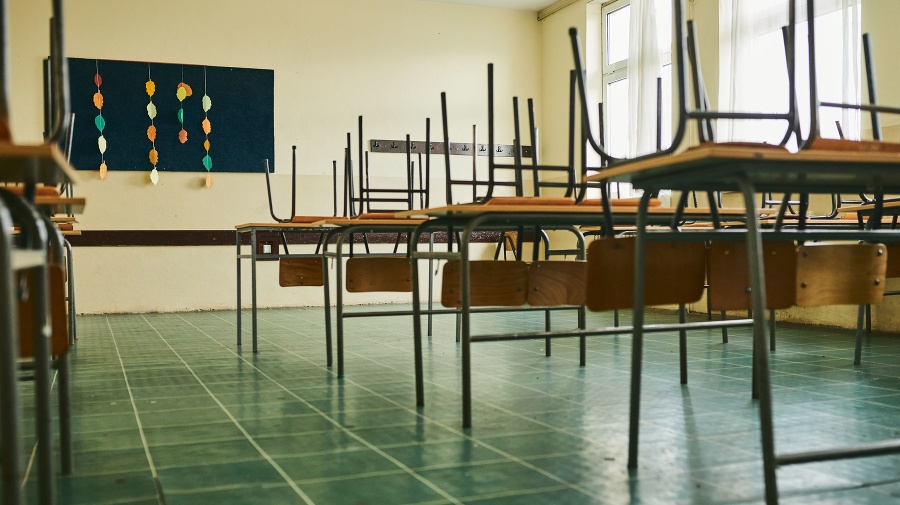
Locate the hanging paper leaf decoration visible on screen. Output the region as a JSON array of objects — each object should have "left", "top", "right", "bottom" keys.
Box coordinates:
[
  {"left": 93, "top": 91, "right": 104, "bottom": 109},
  {"left": 150, "top": 168, "right": 159, "bottom": 185},
  {"left": 147, "top": 102, "right": 157, "bottom": 119},
  {"left": 181, "top": 83, "right": 193, "bottom": 96},
  {"left": 176, "top": 86, "right": 187, "bottom": 102},
  {"left": 177, "top": 108, "right": 184, "bottom": 124},
  {"left": 147, "top": 125, "right": 156, "bottom": 141},
  {"left": 94, "top": 73, "right": 102, "bottom": 87},
  {"left": 179, "top": 129, "right": 188, "bottom": 143},
  {"left": 203, "top": 139, "right": 210, "bottom": 151},
  {"left": 146, "top": 79, "right": 155, "bottom": 96},
  {"left": 94, "top": 114, "right": 105, "bottom": 132},
  {"left": 202, "top": 95, "right": 211, "bottom": 111},
  {"left": 99, "top": 161, "right": 108, "bottom": 180},
  {"left": 202, "top": 154, "right": 212, "bottom": 171},
  {"left": 201, "top": 118, "right": 211, "bottom": 134},
  {"left": 205, "top": 173, "right": 212, "bottom": 188},
  {"left": 98, "top": 135, "right": 107, "bottom": 154},
  {"left": 149, "top": 148, "right": 158, "bottom": 165}
]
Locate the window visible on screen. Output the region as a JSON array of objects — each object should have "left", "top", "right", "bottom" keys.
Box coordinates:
[{"left": 718, "top": 0, "right": 861, "bottom": 145}]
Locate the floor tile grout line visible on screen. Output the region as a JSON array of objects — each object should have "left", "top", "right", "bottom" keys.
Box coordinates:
[
  {"left": 105, "top": 315, "right": 167, "bottom": 505},
  {"left": 211, "top": 311, "right": 610, "bottom": 502},
  {"left": 136, "top": 315, "right": 317, "bottom": 505},
  {"left": 176, "top": 314, "right": 466, "bottom": 505}
]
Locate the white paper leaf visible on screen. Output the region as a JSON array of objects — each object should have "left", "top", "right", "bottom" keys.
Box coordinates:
[
  {"left": 98, "top": 135, "right": 107, "bottom": 154},
  {"left": 150, "top": 168, "right": 159, "bottom": 185}
]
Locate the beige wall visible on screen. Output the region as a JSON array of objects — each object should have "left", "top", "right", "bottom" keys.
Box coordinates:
[{"left": 9, "top": 0, "right": 542, "bottom": 313}]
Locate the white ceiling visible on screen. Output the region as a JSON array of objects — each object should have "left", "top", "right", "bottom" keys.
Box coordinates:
[{"left": 425, "top": 0, "right": 559, "bottom": 12}]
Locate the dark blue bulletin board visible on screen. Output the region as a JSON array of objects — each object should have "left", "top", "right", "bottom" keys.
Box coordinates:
[{"left": 67, "top": 58, "right": 274, "bottom": 173}]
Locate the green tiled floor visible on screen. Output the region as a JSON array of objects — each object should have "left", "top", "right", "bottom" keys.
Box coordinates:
[{"left": 15, "top": 307, "right": 900, "bottom": 504}]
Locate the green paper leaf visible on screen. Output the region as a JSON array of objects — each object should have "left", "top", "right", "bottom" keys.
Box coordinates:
[
  {"left": 202, "top": 154, "right": 212, "bottom": 171},
  {"left": 94, "top": 114, "right": 105, "bottom": 132},
  {"left": 177, "top": 108, "right": 184, "bottom": 124}
]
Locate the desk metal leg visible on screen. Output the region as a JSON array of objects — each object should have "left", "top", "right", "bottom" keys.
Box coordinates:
[
  {"left": 0, "top": 211, "right": 23, "bottom": 505},
  {"left": 679, "top": 304, "right": 688, "bottom": 385},
  {"left": 411, "top": 229, "right": 425, "bottom": 406},
  {"left": 58, "top": 353, "right": 72, "bottom": 475},
  {"left": 236, "top": 231, "right": 242, "bottom": 346},
  {"left": 335, "top": 237, "right": 345, "bottom": 378},
  {"left": 461, "top": 221, "right": 476, "bottom": 429},
  {"left": 251, "top": 230, "right": 258, "bottom": 353},
  {"left": 854, "top": 304, "right": 865, "bottom": 365},
  {"left": 627, "top": 192, "right": 652, "bottom": 469},
  {"left": 322, "top": 256, "right": 333, "bottom": 367},
  {"left": 739, "top": 179, "right": 778, "bottom": 505},
  {"left": 31, "top": 263, "right": 56, "bottom": 505},
  {"left": 427, "top": 234, "right": 434, "bottom": 337}
]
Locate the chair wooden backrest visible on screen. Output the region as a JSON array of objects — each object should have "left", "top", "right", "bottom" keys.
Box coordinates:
[
  {"left": 442, "top": 260, "right": 528, "bottom": 307},
  {"left": 585, "top": 237, "right": 706, "bottom": 312},
  {"left": 708, "top": 241, "right": 797, "bottom": 310},
  {"left": 17, "top": 265, "right": 69, "bottom": 358},
  {"left": 346, "top": 257, "right": 412, "bottom": 293},
  {"left": 278, "top": 257, "right": 324, "bottom": 287},
  {"left": 527, "top": 261, "right": 587, "bottom": 307},
  {"left": 795, "top": 243, "right": 887, "bottom": 307}
]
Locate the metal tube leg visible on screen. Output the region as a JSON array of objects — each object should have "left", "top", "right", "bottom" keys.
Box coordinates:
[
  {"left": 236, "top": 231, "right": 242, "bottom": 346},
  {"left": 865, "top": 304, "right": 872, "bottom": 334},
  {"left": 679, "top": 304, "right": 688, "bottom": 385},
  {"left": 461, "top": 222, "right": 477, "bottom": 429},
  {"left": 322, "top": 255, "right": 333, "bottom": 367},
  {"left": 739, "top": 179, "right": 779, "bottom": 505},
  {"left": 250, "top": 230, "right": 258, "bottom": 353},
  {"left": 32, "top": 265, "right": 57, "bottom": 505},
  {"left": 428, "top": 234, "right": 434, "bottom": 337},
  {"left": 64, "top": 239, "right": 75, "bottom": 344},
  {"left": 336, "top": 237, "right": 346, "bottom": 378},
  {"left": 58, "top": 354, "right": 72, "bottom": 475},
  {"left": 0, "top": 214, "right": 23, "bottom": 505},
  {"left": 579, "top": 305, "right": 587, "bottom": 367},
  {"left": 721, "top": 310, "right": 729, "bottom": 343},
  {"left": 769, "top": 309, "right": 776, "bottom": 351},
  {"left": 854, "top": 304, "right": 865, "bottom": 365},
  {"left": 628, "top": 193, "right": 652, "bottom": 469},
  {"left": 544, "top": 310, "right": 551, "bottom": 357},
  {"left": 411, "top": 229, "right": 425, "bottom": 406}
]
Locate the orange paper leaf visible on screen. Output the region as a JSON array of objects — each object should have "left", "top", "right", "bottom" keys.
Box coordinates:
[
  {"left": 146, "top": 79, "right": 155, "bottom": 97},
  {"left": 182, "top": 83, "right": 193, "bottom": 96},
  {"left": 201, "top": 118, "right": 211, "bottom": 134},
  {"left": 178, "top": 129, "right": 188, "bottom": 143},
  {"left": 149, "top": 149, "right": 158, "bottom": 165},
  {"left": 147, "top": 125, "right": 156, "bottom": 142},
  {"left": 94, "top": 73, "right": 102, "bottom": 87},
  {"left": 93, "top": 91, "right": 103, "bottom": 109},
  {"left": 99, "top": 161, "right": 107, "bottom": 180},
  {"left": 205, "top": 173, "right": 212, "bottom": 188}
]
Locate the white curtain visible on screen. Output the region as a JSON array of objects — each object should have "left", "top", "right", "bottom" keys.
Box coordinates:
[
  {"left": 718, "top": 0, "right": 861, "bottom": 146},
  {"left": 626, "top": 0, "right": 661, "bottom": 158}
]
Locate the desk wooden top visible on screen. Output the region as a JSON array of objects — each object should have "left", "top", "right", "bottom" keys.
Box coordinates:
[
  {"left": 236, "top": 218, "right": 426, "bottom": 230},
  {"left": 396, "top": 204, "right": 752, "bottom": 218},
  {"left": 235, "top": 222, "right": 327, "bottom": 230},
  {"left": 34, "top": 196, "right": 86, "bottom": 214},
  {"left": 0, "top": 142, "right": 79, "bottom": 185},
  {"left": 586, "top": 145, "right": 900, "bottom": 193}
]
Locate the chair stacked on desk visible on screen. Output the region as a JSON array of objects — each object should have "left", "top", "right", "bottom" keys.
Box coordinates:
[
  {"left": 0, "top": 1, "right": 82, "bottom": 503},
  {"left": 565, "top": 0, "right": 900, "bottom": 503}
]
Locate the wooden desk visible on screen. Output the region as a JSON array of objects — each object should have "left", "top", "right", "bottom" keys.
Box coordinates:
[{"left": 588, "top": 145, "right": 900, "bottom": 505}]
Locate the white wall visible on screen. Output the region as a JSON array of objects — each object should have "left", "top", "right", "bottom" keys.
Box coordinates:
[{"left": 9, "top": 0, "right": 543, "bottom": 313}]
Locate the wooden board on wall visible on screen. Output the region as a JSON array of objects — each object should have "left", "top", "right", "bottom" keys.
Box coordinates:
[{"left": 66, "top": 57, "right": 274, "bottom": 173}]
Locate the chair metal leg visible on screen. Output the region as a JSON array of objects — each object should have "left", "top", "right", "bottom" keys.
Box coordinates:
[
  {"left": 57, "top": 354, "right": 72, "bottom": 475},
  {"left": 854, "top": 304, "right": 865, "bottom": 365}
]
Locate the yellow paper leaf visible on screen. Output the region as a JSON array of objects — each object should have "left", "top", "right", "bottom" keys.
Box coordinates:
[
  {"left": 176, "top": 86, "right": 187, "bottom": 101},
  {"left": 202, "top": 118, "right": 211, "bottom": 134},
  {"left": 203, "top": 139, "right": 210, "bottom": 151},
  {"left": 146, "top": 79, "right": 155, "bottom": 96},
  {"left": 93, "top": 91, "right": 103, "bottom": 109},
  {"left": 149, "top": 148, "right": 158, "bottom": 165}
]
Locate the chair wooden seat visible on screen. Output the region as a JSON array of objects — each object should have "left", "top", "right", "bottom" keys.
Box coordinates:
[
  {"left": 291, "top": 215, "right": 345, "bottom": 224},
  {"left": 577, "top": 197, "right": 662, "bottom": 207},
  {"left": 483, "top": 196, "right": 575, "bottom": 206},
  {"left": 1, "top": 184, "right": 61, "bottom": 198},
  {"left": 585, "top": 237, "right": 707, "bottom": 312},
  {"left": 808, "top": 138, "right": 900, "bottom": 154}
]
